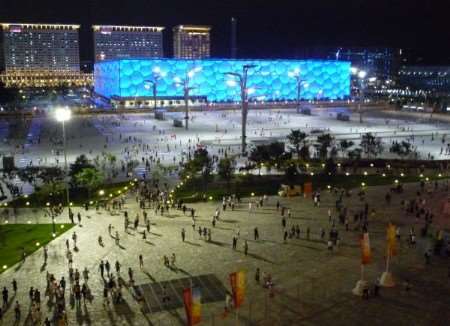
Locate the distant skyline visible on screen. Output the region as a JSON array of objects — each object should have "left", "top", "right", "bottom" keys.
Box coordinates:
[{"left": 0, "top": 0, "right": 448, "bottom": 64}]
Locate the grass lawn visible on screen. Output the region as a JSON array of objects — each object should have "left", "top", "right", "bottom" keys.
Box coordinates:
[
  {"left": 9, "top": 181, "right": 136, "bottom": 208},
  {"left": 0, "top": 223, "right": 74, "bottom": 273},
  {"left": 174, "top": 173, "right": 447, "bottom": 203}
]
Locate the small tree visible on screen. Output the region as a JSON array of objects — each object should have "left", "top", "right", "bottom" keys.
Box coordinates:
[
  {"left": 75, "top": 167, "right": 104, "bottom": 198},
  {"left": 287, "top": 129, "right": 307, "bottom": 159},
  {"left": 348, "top": 148, "right": 363, "bottom": 161},
  {"left": 390, "top": 141, "right": 412, "bottom": 159},
  {"left": 316, "top": 134, "right": 334, "bottom": 160},
  {"left": 218, "top": 157, "right": 236, "bottom": 192},
  {"left": 70, "top": 154, "right": 94, "bottom": 177},
  {"left": 339, "top": 139, "right": 354, "bottom": 158},
  {"left": 360, "top": 133, "right": 384, "bottom": 158}
]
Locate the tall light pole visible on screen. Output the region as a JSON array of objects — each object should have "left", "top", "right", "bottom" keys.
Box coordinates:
[
  {"left": 55, "top": 107, "right": 72, "bottom": 220},
  {"left": 174, "top": 67, "right": 201, "bottom": 130},
  {"left": 225, "top": 64, "right": 257, "bottom": 155},
  {"left": 144, "top": 76, "right": 160, "bottom": 112},
  {"left": 288, "top": 69, "right": 308, "bottom": 114}
]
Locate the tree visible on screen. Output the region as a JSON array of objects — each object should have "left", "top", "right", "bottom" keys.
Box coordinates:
[
  {"left": 348, "top": 148, "right": 363, "bottom": 161},
  {"left": 38, "top": 167, "right": 65, "bottom": 192},
  {"left": 316, "top": 134, "right": 334, "bottom": 160},
  {"left": 287, "top": 129, "right": 307, "bottom": 159},
  {"left": 75, "top": 167, "right": 104, "bottom": 198},
  {"left": 390, "top": 141, "right": 412, "bottom": 159},
  {"left": 284, "top": 162, "right": 299, "bottom": 186},
  {"left": 70, "top": 154, "right": 94, "bottom": 177},
  {"left": 249, "top": 142, "right": 287, "bottom": 174},
  {"left": 218, "top": 157, "right": 236, "bottom": 192},
  {"left": 360, "top": 133, "right": 384, "bottom": 158},
  {"left": 339, "top": 139, "right": 354, "bottom": 158}
]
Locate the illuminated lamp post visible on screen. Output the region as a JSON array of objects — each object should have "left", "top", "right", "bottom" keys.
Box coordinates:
[
  {"left": 55, "top": 107, "right": 72, "bottom": 226},
  {"left": 174, "top": 67, "right": 201, "bottom": 130},
  {"left": 225, "top": 64, "right": 257, "bottom": 155},
  {"left": 288, "top": 68, "right": 309, "bottom": 114}
]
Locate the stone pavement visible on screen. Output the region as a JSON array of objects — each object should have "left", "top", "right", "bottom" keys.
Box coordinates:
[{"left": 1, "top": 181, "right": 450, "bottom": 325}]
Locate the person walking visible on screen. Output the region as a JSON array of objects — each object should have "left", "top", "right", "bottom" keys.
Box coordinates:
[
  {"left": 254, "top": 227, "right": 259, "bottom": 241},
  {"left": 12, "top": 279, "right": 17, "bottom": 294},
  {"left": 2, "top": 287, "right": 8, "bottom": 306},
  {"left": 244, "top": 240, "right": 248, "bottom": 256},
  {"left": 255, "top": 268, "right": 261, "bottom": 284},
  {"left": 139, "top": 255, "right": 144, "bottom": 269},
  {"left": 181, "top": 228, "right": 186, "bottom": 242},
  {"left": 115, "top": 260, "right": 121, "bottom": 274},
  {"left": 14, "top": 301, "right": 21, "bottom": 322},
  {"left": 99, "top": 261, "right": 105, "bottom": 278}
]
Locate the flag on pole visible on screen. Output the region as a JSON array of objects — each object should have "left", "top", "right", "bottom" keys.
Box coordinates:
[
  {"left": 360, "top": 232, "right": 371, "bottom": 265},
  {"left": 183, "top": 288, "right": 192, "bottom": 326},
  {"left": 191, "top": 287, "right": 201, "bottom": 324},
  {"left": 183, "top": 287, "right": 202, "bottom": 326},
  {"left": 386, "top": 223, "right": 397, "bottom": 257},
  {"left": 229, "top": 270, "right": 246, "bottom": 308}
]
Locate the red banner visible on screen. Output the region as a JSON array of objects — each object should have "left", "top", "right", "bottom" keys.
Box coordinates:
[
  {"left": 229, "top": 271, "right": 245, "bottom": 308},
  {"left": 183, "top": 288, "right": 193, "bottom": 326},
  {"left": 183, "top": 287, "right": 201, "bottom": 326},
  {"left": 360, "top": 232, "right": 371, "bottom": 265},
  {"left": 386, "top": 223, "right": 397, "bottom": 257}
]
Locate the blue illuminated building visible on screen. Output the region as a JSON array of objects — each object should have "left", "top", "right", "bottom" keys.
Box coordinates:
[{"left": 94, "top": 58, "right": 350, "bottom": 106}]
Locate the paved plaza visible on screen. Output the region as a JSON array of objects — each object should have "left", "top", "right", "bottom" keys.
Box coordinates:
[
  {"left": 1, "top": 179, "right": 450, "bottom": 325},
  {"left": 1, "top": 107, "right": 450, "bottom": 199}
]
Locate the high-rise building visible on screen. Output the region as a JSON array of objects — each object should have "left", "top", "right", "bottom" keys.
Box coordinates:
[
  {"left": 0, "top": 23, "right": 80, "bottom": 72},
  {"left": 173, "top": 25, "right": 211, "bottom": 59},
  {"left": 93, "top": 25, "right": 164, "bottom": 61}
]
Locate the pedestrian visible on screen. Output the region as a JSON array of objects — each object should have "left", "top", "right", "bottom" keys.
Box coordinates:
[
  {"left": 181, "top": 228, "right": 186, "bottom": 242},
  {"left": 115, "top": 260, "right": 121, "bottom": 274},
  {"left": 128, "top": 267, "right": 134, "bottom": 282},
  {"left": 244, "top": 240, "right": 248, "bottom": 256},
  {"left": 139, "top": 254, "right": 144, "bottom": 269},
  {"left": 2, "top": 287, "right": 8, "bottom": 306},
  {"left": 105, "top": 260, "right": 111, "bottom": 275},
  {"left": 77, "top": 212, "right": 82, "bottom": 225},
  {"left": 14, "top": 301, "right": 21, "bottom": 321},
  {"left": 103, "top": 284, "right": 109, "bottom": 305},
  {"left": 254, "top": 227, "right": 259, "bottom": 241},
  {"left": 171, "top": 253, "right": 176, "bottom": 267},
  {"left": 283, "top": 230, "right": 288, "bottom": 243},
  {"left": 12, "top": 279, "right": 17, "bottom": 294},
  {"left": 232, "top": 236, "right": 237, "bottom": 250},
  {"left": 99, "top": 261, "right": 105, "bottom": 278},
  {"left": 72, "top": 231, "right": 77, "bottom": 247},
  {"left": 255, "top": 268, "right": 260, "bottom": 283}
]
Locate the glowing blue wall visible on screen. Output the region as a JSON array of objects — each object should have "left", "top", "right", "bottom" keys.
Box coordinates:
[{"left": 95, "top": 58, "right": 350, "bottom": 101}]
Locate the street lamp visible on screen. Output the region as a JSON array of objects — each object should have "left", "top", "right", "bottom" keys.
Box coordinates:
[
  {"left": 144, "top": 76, "right": 160, "bottom": 112},
  {"left": 225, "top": 64, "right": 257, "bottom": 155},
  {"left": 351, "top": 68, "right": 369, "bottom": 123},
  {"left": 288, "top": 69, "right": 308, "bottom": 114},
  {"left": 174, "top": 67, "right": 201, "bottom": 130},
  {"left": 55, "top": 107, "right": 71, "bottom": 221}
]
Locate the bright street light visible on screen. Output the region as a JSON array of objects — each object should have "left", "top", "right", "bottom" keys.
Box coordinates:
[
  {"left": 55, "top": 106, "right": 71, "bottom": 223},
  {"left": 55, "top": 107, "right": 72, "bottom": 122},
  {"left": 224, "top": 64, "right": 257, "bottom": 155},
  {"left": 358, "top": 70, "right": 367, "bottom": 79}
]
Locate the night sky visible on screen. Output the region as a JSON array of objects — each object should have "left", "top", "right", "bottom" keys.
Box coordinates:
[{"left": 0, "top": 0, "right": 448, "bottom": 64}]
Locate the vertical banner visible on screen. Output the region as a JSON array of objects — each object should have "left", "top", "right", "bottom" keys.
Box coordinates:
[
  {"left": 229, "top": 270, "right": 246, "bottom": 308},
  {"left": 183, "top": 287, "right": 202, "bottom": 326},
  {"left": 183, "top": 288, "right": 193, "bottom": 326},
  {"left": 386, "top": 223, "right": 397, "bottom": 257},
  {"left": 303, "top": 182, "right": 313, "bottom": 195},
  {"left": 191, "top": 287, "right": 202, "bottom": 325},
  {"left": 360, "top": 232, "right": 371, "bottom": 265}
]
